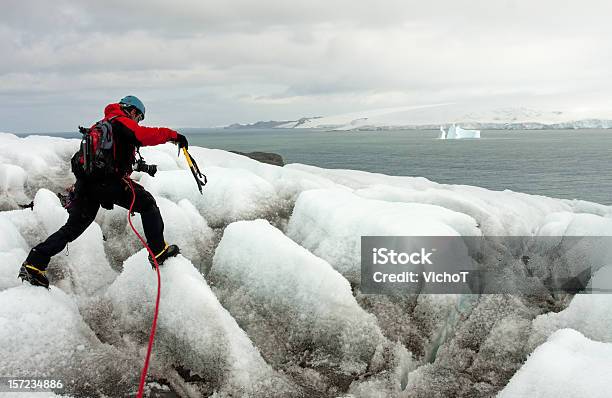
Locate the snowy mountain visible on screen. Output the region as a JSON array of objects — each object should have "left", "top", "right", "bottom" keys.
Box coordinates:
[
  {"left": 224, "top": 120, "right": 294, "bottom": 129},
  {"left": 227, "top": 117, "right": 323, "bottom": 129},
  {"left": 232, "top": 104, "right": 612, "bottom": 130},
  {"left": 1, "top": 132, "right": 611, "bottom": 397}
]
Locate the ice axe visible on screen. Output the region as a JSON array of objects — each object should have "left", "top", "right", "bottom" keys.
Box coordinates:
[{"left": 181, "top": 147, "right": 207, "bottom": 194}]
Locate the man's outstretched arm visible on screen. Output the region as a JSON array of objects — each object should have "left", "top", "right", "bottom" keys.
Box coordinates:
[{"left": 116, "top": 116, "right": 179, "bottom": 146}]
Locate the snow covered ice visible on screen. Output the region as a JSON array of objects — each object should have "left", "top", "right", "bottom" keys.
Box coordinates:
[
  {"left": 0, "top": 285, "right": 140, "bottom": 396},
  {"left": 498, "top": 329, "right": 612, "bottom": 398},
  {"left": 211, "top": 219, "right": 413, "bottom": 394},
  {"left": 286, "top": 188, "right": 480, "bottom": 282},
  {"left": 140, "top": 168, "right": 279, "bottom": 228},
  {"left": 0, "top": 286, "right": 100, "bottom": 377},
  {"left": 1, "top": 132, "right": 612, "bottom": 397},
  {"left": 106, "top": 250, "right": 298, "bottom": 397},
  {"left": 0, "top": 133, "right": 78, "bottom": 211}
]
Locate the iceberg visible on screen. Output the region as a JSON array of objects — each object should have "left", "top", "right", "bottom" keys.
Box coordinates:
[{"left": 439, "top": 124, "right": 481, "bottom": 139}]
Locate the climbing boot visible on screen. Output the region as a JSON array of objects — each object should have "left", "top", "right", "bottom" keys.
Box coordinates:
[
  {"left": 148, "top": 243, "right": 180, "bottom": 269},
  {"left": 18, "top": 263, "right": 49, "bottom": 289}
]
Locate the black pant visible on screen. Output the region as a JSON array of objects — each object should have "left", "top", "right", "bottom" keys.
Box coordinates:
[{"left": 26, "top": 178, "right": 166, "bottom": 270}]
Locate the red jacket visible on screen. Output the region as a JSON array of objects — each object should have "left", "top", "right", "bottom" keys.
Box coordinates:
[
  {"left": 87, "top": 103, "right": 179, "bottom": 177},
  {"left": 103, "top": 103, "right": 178, "bottom": 146}
]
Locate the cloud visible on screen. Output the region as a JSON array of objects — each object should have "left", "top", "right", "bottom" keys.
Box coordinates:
[{"left": 1, "top": 0, "right": 612, "bottom": 131}]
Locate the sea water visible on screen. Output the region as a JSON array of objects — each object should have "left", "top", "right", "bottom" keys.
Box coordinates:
[{"left": 185, "top": 128, "right": 612, "bottom": 205}]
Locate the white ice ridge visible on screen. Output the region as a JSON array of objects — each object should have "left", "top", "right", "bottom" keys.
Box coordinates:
[
  {"left": 285, "top": 163, "right": 611, "bottom": 236},
  {"left": 0, "top": 285, "right": 133, "bottom": 397},
  {"left": 0, "top": 133, "right": 80, "bottom": 210},
  {"left": 140, "top": 168, "right": 278, "bottom": 227},
  {"left": 0, "top": 286, "right": 100, "bottom": 377},
  {"left": 146, "top": 144, "right": 339, "bottom": 202},
  {"left": 498, "top": 329, "right": 612, "bottom": 398},
  {"left": 211, "top": 220, "right": 413, "bottom": 383},
  {"left": 286, "top": 188, "right": 480, "bottom": 281},
  {"left": 106, "top": 251, "right": 297, "bottom": 396},
  {"left": 139, "top": 145, "right": 340, "bottom": 228}
]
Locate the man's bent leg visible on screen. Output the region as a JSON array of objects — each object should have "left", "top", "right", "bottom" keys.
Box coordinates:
[
  {"left": 25, "top": 198, "right": 100, "bottom": 270},
  {"left": 112, "top": 179, "right": 179, "bottom": 266},
  {"left": 113, "top": 180, "right": 166, "bottom": 254}
]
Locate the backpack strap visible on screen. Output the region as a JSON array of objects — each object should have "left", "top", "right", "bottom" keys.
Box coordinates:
[{"left": 104, "top": 115, "right": 120, "bottom": 168}]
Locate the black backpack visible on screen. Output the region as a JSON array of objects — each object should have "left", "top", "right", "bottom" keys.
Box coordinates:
[{"left": 71, "top": 116, "right": 119, "bottom": 178}]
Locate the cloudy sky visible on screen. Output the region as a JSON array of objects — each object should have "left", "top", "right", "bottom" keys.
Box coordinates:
[{"left": 2, "top": 0, "right": 612, "bottom": 132}]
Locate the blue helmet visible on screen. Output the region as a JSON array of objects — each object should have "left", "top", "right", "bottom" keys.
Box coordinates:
[{"left": 119, "top": 95, "right": 145, "bottom": 120}]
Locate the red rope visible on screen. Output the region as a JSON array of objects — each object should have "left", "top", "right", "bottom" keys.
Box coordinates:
[{"left": 124, "top": 177, "right": 162, "bottom": 398}]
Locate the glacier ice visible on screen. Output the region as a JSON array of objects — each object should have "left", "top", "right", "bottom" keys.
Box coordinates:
[
  {"left": 0, "top": 285, "right": 142, "bottom": 396},
  {"left": 529, "top": 265, "right": 612, "bottom": 348},
  {"left": 1, "top": 133, "right": 611, "bottom": 397},
  {"left": 498, "top": 329, "right": 612, "bottom": 398},
  {"left": 152, "top": 144, "right": 339, "bottom": 202},
  {"left": 401, "top": 294, "right": 540, "bottom": 398},
  {"left": 0, "top": 286, "right": 98, "bottom": 376},
  {"left": 140, "top": 168, "right": 280, "bottom": 228},
  {"left": 210, "top": 219, "right": 413, "bottom": 394},
  {"left": 0, "top": 133, "right": 78, "bottom": 211},
  {"left": 106, "top": 250, "right": 298, "bottom": 397},
  {"left": 287, "top": 163, "right": 599, "bottom": 236},
  {"left": 286, "top": 188, "right": 480, "bottom": 282}
]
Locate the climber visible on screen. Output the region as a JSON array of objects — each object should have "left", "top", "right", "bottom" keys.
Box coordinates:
[{"left": 18, "top": 95, "right": 189, "bottom": 288}]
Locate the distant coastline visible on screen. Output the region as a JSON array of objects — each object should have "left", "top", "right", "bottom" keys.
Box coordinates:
[
  {"left": 224, "top": 118, "right": 612, "bottom": 131},
  {"left": 223, "top": 104, "right": 612, "bottom": 131}
]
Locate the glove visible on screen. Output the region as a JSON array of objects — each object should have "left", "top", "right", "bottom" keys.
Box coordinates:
[{"left": 175, "top": 133, "right": 188, "bottom": 150}]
